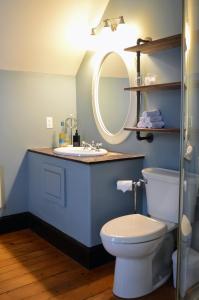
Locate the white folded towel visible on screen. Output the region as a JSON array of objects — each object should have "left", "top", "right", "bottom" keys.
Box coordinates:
[
  {"left": 142, "top": 110, "right": 161, "bottom": 118},
  {"left": 146, "top": 121, "right": 165, "bottom": 128},
  {"left": 137, "top": 121, "right": 145, "bottom": 128},
  {"left": 137, "top": 110, "right": 165, "bottom": 129},
  {"left": 145, "top": 115, "right": 163, "bottom": 122},
  {"left": 117, "top": 180, "right": 132, "bottom": 193}
]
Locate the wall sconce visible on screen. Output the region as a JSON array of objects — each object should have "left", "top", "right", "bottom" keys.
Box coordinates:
[{"left": 91, "top": 16, "right": 125, "bottom": 35}]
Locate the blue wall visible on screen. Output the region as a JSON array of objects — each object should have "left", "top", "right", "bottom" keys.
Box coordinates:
[
  {"left": 0, "top": 0, "right": 182, "bottom": 221},
  {"left": 0, "top": 70, "right": 76, "bottom": 216},
  {"left": 76, "top": 0, "right": 182, "bottom": 171}
]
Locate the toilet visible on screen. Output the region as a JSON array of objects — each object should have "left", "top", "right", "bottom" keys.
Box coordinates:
[{"left": 100, "top": 168, "right": 179, "bottom": 299}]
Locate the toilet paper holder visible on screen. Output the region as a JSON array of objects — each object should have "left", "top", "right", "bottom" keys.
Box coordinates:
[{"left": 117, "top": 178, "right": 147, "bottom": 213}]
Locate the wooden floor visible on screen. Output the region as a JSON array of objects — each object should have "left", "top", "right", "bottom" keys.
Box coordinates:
[{"left": 0, "top": 229, "right": 175, "bottom": 300}]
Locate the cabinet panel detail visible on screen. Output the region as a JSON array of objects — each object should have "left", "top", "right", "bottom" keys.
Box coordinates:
[{"left": 42, "top": 164, "right": 66, "bottom": 207}]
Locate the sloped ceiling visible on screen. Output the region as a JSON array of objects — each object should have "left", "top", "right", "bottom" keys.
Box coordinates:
[{"left": 0, "top": 0, "right": 109, "bottom": 75}]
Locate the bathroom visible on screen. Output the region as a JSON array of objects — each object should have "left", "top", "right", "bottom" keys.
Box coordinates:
[{"left": 0, "top": 0, "right": 198, "bottom": 299}]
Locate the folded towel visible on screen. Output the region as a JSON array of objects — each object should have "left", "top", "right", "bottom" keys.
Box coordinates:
[
  {"left": 139, "top": 117, "right": 145, "bottom": 121},
  {"left": 145, "top": 115, "right": 163, "bottom": 122},
  {"left": 137, "top": 110, "right": 164, "bottom": 129},
  {"left": 137, "top": 121, "right": 146, "bottom": 128},
  {"left": 146, "top": 121, "right": 165, "bottom": 128},
  {"left": 142, "top": 110, "right": 161, "bottom": 118}
]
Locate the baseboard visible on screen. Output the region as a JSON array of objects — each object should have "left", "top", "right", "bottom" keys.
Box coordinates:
[
  {"left": 28, "top": 213, "right": 113, "bottom": 268},
  {"left": 0, "top": 212, "right": 113, "bottom": 269},
  {"left": 0, "top": 212, "right": 29, "bottom": 234}
]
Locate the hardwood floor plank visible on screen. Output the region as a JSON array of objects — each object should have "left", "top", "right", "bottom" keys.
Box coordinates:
[
  {"left": 0, "top": 250, "right": 60, "bottom": 274},
  {"left": 0, "top": 247, "right": 55, "bottom": 269},
  {"left": 85, "top": 281, "right": 175, "bottom": 300},
  {"left": 0, "top": 252, "right": 70, "bottom": 282},
  {"left": 85, "top": 288, "right": 116, "bottom": 300},
  {"left": 0, "top": 229, "right": 175, "bottom": 300},
  {"left": 49, "top": 274, "right": 113, "bottom": 300},
  {"left": 0, "top": 260, "right": 81, "bottom": 294},
  {"left": 0, "top": 230, "right": 34, "bottom": 242},
  {"left": 3, "top": 267, "right": 86, "bottom": 299},
  {"left": 0, "top": 238, "right": 51, "bottom": 257},
  {"left": 26, "top": 275, "right": 113, "bottom": 300},
  {"left": 0, "top": 237, "right": 37, "bottom": 250},
  {"left": 26, "top": 264, "right": 114, "bottom": 300}
]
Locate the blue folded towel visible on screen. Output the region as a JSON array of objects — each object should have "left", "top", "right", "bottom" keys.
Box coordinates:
[
  {"left": 145, "top": 116, "right": 163, "bottom": 122},
  {"left": 137, "top": 110, "right": 165, "bottom": 129},
  {"left": 142, "top": 110, "right": 161, "bottom": 118},
  {"left": 146, "top": 121, "right": 165, "bottom": 128}
]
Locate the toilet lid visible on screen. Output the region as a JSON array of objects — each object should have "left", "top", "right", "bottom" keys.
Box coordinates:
[{"left": 100, "top": 214, "right": 166, "bottom": 244}]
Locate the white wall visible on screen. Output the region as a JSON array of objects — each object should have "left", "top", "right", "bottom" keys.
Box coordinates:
[{"left": 0, "top": 0, "right": 109, "bottom": 75}]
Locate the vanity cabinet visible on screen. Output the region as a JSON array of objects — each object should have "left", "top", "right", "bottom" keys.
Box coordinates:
[
  {"left": 124, "top": 34, "right": 181, "bottom": 140},
  {"left": 28, "top": 149, "right": 144, "bottom": 249}
]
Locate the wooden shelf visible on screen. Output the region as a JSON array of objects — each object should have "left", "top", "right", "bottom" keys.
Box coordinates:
[
  {"left": 124, "top": 34, "right": 181, "bottom": 54},
  {"left": 124, "top": 81, "right": 181, "bottom": 92},
  {"left": 124, "top": 127, "right": 180, "bottom": 133}
]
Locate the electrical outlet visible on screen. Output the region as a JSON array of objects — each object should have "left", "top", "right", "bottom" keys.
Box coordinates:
[{"left": 46, "top": 117, "right": 53, "bottom": 129}]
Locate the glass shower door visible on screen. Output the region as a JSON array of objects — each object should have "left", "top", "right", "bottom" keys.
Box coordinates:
[{"left": 177, "top": 0, "right": 199, "bottom": 299}]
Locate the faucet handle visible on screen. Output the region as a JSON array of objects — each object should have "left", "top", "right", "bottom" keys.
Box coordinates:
[{"left": 96, "top": 142, "right": 102, "bottom": 150}]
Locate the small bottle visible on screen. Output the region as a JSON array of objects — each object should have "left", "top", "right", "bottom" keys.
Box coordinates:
[
  {"left": 59, "top": 121, "right": 66, "bottom": 147},
  {"left": 73, "top": 130, "right": 80, "bottom": 147}
]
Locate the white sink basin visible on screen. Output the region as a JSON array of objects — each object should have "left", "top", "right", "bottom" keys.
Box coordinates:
[{"left": 54, "top": 147, "right": 108, "bottom": 157}]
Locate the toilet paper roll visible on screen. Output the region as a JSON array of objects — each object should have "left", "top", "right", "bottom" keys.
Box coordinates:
[{"left": 117, "top": 180, "right": 133, "bottom": 193}]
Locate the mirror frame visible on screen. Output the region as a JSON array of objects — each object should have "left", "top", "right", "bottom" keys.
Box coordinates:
[{"left": 92, "top": 51, "right": 136, "bottom": 144}]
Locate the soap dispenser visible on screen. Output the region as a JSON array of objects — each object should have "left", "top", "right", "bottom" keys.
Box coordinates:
[
  {"left": 73, "top": 130, "right": 80, "bottom": 147},
  {"left": 59, "top": 121, "right": 66, "bottom": 147}
]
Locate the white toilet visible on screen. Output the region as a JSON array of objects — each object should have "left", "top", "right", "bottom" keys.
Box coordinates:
[{"left": 100, "top": 168, "right": 179, "bottom": 299}]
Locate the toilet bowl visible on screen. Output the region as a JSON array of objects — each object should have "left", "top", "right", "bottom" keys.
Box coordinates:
[
  {"left": 101, "top": 213, "right": 175, "bottom": 298},
  {"left": 172, "top": 215, "right": 199, "bottom": 298},
  {"left": 100, "top": 168, "right": 180, "bottom": 299}
]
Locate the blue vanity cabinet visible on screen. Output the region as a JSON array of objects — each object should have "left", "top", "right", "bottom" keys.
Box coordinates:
[{"left": 28, "top": 151, "right": 144, "bottom": 247}]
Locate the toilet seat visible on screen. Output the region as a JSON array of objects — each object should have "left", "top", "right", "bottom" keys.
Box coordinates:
[
  {"left": 100, "top": 214, "right": 166, "bottom": 244},
  {"left": 152, "top": 217, "right": 177, "bottom": 232}
]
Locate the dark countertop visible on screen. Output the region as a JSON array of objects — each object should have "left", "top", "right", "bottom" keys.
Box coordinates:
[{"left": 28, "top": 148, "right": 145, "bottom": 165}]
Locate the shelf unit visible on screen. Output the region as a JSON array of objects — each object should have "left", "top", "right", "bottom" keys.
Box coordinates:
[
  {"left": 124, "top": 81, "right": 181, "bottom": 92},
  {"left": 124, "top": 127, "right": 180, "bottom": 133},
  {"left": 124, "top": 34, "right": 181, "bottom": 142},
  {"left": 124, "top": 34, "right": 181, "bottom": 54}
]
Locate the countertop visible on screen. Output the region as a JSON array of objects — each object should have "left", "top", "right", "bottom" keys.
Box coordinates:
[{"left": 28, "top": 148, "right": 145, "bottom": 165}]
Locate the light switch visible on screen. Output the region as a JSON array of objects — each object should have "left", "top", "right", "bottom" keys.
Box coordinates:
[{"left": 46, "top": 117, "right": 53, "bottom": 129}]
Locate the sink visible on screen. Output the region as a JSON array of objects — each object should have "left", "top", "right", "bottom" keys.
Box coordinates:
[{"left": 53, "top": 147, "right": 108, "bottom": 157}]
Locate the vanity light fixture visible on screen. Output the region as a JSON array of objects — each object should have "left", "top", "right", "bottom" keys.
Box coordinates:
[{"left": 91, "top": 16, "right": 125, "bottom": 35}]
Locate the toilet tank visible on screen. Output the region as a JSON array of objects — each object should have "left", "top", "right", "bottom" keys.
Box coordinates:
[{"left": 142, "top": 168, "right": 179, "bottom": 223}]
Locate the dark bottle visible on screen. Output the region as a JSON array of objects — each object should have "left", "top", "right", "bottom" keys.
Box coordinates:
[{"left": 73, "top": 130, "right": 80, "bottom": 147}]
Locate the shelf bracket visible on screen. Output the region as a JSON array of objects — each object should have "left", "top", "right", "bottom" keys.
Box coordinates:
[
  {"left": 136, "top": 131, "right": 154, "bottom": 143},
  {"left": 136, "top": 37, "right": 154, "bottom": 143}
]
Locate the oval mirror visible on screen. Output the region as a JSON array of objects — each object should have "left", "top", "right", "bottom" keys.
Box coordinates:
[{"left": 92, "top": 51, "right": 136, "bottom": 144}]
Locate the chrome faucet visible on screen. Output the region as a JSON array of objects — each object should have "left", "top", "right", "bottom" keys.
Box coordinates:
[{"left": 82, "top": 140, "right": 102, "bottom": 151}]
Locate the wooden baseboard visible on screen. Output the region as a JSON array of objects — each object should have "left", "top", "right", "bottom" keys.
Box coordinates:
[
  {"left": 0, "top": 212, "right": 29, "bottom": 234},
  {"left": 0, "top": 212, "right": 113, "bottom": 268}
]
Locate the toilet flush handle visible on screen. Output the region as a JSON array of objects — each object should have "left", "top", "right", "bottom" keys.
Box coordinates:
[{"left": 137, "top": 178, "right": 147, "bottom": 187}]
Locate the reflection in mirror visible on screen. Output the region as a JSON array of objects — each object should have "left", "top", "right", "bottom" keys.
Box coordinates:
[
  {"left": 98, "top": 53, "right": 130, "bottom": 134},
  {"left": 92, "top": 50, "right": 136, "bottom": 144}
]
